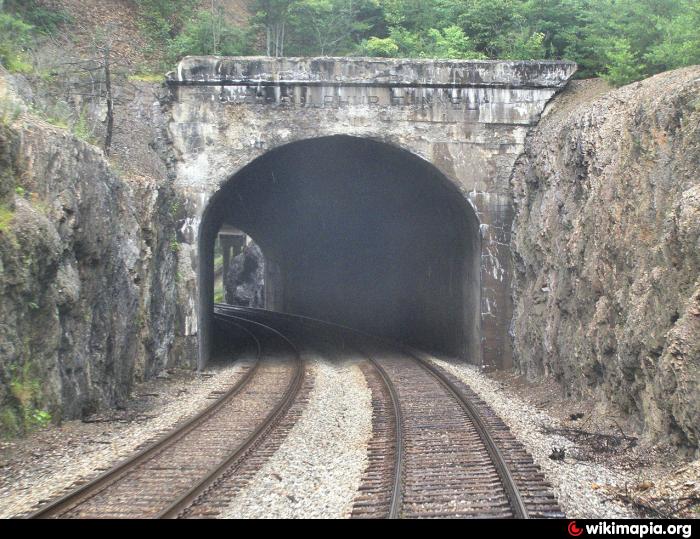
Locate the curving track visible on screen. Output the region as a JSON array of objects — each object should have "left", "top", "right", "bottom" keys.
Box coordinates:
[
  {"left": 218, "top": 305, "right": 562, "bottom": 519},
  {"left": 30, "top": 316, "right": 305, "bottom": 519},
  {"left": 29, "top": 304, "right": 560, "bottom": 519}
]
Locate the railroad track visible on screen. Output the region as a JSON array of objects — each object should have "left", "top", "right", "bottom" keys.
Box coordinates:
[
  {"left": 29, "top": 316, "right": 305, "bottom": 519},
  {"left": 30, "top": 302, "right": 560, "bottom": 519},
  {"left": 218, "top": 305, "right": 562, "bottom": 519}
]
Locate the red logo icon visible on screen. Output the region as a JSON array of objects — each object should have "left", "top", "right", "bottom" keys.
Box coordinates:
[{"left": 568, "top": 521, "right": 584, "bottom": 537}]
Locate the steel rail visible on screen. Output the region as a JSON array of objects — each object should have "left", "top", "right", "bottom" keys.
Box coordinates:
[
  {"left": 350, "top": 345, "right": 404, "bottom": 519},
  {"left": 157, "top": 312, "right": 305, "bottom": 519},
  {"left": 215, "top": 304, "right": 529, "bottom": 519},
  {"left": 29, "top": 319, "right": 263, "bottom": 519},
  {"left": 405, "top": 350, "right": 529, "bottom": 518},
  {"left": 299, "top": 322, "right": 405, "bottom": 520}
]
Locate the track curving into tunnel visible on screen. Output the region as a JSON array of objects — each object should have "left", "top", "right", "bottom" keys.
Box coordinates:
[
  {"left": 29, "top": 316, "right": 306, "bottom": 519},
  {"left": 29, "top": 306, "right": 561, "bottom": 519},
  {"left": 214, "top": 305, "right": 562, "bottom": 519}
]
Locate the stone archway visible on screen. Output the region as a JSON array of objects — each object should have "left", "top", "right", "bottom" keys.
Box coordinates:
[
  {"left": 198, "top": 135, "right": 481, "bottom": 368},
  {"left": 169, "top": 56, "right": 576, "bottom": 370}
]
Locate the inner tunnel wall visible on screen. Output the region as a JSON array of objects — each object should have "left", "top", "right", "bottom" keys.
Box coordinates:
[{"left": 199, "top": 136, "right": 481, "bottom": 364}]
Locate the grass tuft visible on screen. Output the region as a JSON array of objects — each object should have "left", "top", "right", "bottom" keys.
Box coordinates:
[
  {"left": 128, "top": 72, "right": 165, "bottom": 84},
  {"left": 0, "top": 204, "right": 15, "bottom": 233}
]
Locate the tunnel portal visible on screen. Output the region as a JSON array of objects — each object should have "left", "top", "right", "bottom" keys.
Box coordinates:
[
  {"left": 200, "top": 136, "right": 481, "bottom": 365},
  {"left": 170, "top": 56, "right": 577, "bottom": 370}
]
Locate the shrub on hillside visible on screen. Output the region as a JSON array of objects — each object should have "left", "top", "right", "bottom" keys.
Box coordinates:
[
  {"left": 167, "top": 10, "right": 252, "bottom": 61},
  {"left": 0, "top": 12, "right": 32, "bottom": 73},
  {"left": 4, "top": 0, "right": 72, "bottom": 34}
]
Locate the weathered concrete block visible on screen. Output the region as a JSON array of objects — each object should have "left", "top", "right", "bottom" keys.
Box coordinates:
[{"left": 167, "top": 56, "right": 576, "bottom": 369}]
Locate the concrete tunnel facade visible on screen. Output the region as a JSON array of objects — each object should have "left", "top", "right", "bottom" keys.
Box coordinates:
[
  {"left": 199, "top": 136, "right": 482, "bottom": 363},
  {"left": 166, "top": 56, "right": 577, "bottom": 370}
]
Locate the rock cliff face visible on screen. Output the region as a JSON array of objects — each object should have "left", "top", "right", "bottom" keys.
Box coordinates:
[
  {"left": 224, "top": 242, "right": 265, "bottom": 308},
  {"left": 0, "top": 73, "right": 177, "bottom": 434},
  {"left": 511, "top": 68, "right": 700, "bottom": 449}
]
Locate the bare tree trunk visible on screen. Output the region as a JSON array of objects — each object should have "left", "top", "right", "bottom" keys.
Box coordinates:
[
  {"left": 103, "top": 46, "right": 113, "bottom": 156},
  {"left": 211, "top": 0, "right": 219, "bottom": 54},
  {"left": 211, "top": 0, "right": 216, "bottom": 54},
  {"left": 280, "top": 21, "right": 285, "bottom": 57}
]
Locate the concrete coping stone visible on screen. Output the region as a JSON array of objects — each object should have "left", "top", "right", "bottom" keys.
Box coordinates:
[{"left": 169, "top": 56, "right": 577, "bottom": 89}]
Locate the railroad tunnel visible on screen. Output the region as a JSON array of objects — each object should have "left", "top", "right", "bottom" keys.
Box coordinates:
[{"left": 198, "top": 135, "right": 481, "bottom": 367}]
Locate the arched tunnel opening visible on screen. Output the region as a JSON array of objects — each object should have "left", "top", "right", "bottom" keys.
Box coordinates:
[{"left": 199, "top": 135, "right": 481, "bottom": 367}]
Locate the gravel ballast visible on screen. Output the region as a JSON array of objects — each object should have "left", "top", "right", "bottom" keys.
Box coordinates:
[
  {"left": 1, "top": 343, "right": 692, "bottom": 519},
  {"left": 431, "top": 359, "right": 654, "bottom": 518},
  {"left": 0, "top": 359, "right": 253, "bottom": 518},
  {"left": 219, "top": 356, "right": 372, "bottom": 519}
]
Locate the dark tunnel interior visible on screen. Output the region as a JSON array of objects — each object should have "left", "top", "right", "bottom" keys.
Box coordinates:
[{"left": 199, "top": 135, "right": 481, "bottom": 366}]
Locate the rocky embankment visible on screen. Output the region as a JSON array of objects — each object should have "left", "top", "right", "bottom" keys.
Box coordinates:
[
  {"left": 225, "top": 242, "right": 265, "bottom": 308},
  {"left": 0, "top": 71, "right": 178, "bottom": 435},
  {"left": 511, "top": 68, "right": 700, "bottom": 451}
]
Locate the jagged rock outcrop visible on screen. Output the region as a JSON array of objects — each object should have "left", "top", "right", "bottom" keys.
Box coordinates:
[
  {"left": 225, "top": 242, "right": 265, "bottom": 308},
  {"left": 511, "top": 69, "right": 700, "bottom": 450},
  {"left": 0, "top": 72, "right": 177, "bottom": 434}
]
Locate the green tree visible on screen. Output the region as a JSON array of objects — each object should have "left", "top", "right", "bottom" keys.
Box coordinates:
[
  {"left": 135, "top": 0, "right": 198, "bottom": 44},
  {"left": 518, "top": 0, "right": 588, "bottom": 59},
  {"left": 644, "top": 0, "right": 700, "bottom": 71},
  {"left": 503, "top": 31, "right": 547, "bottom": 61},
  {"left": 601, "top": 37, "right": 645, "bottom": 86},
  {"left": 288, "top": 0, "right": 383, "bottom": 56},
  {"left": 3, "top": 0, "right": 71, "bottom": 34},
  {"left": 450, "top": 0, "right": 523, "bottom": 57},
  {"left": 362, "top": 36, "right": 400, "bottom": 57},
  {"left": 168, "top": 9, "right": 252, "bottom": 61},
  {"left": 0, "top": 0, "right": 72, "bottom": 73},
  {"left": 5, "top": 0, "right": 690, "bottom": 85},
  {"left": 581, "top": 0, "right": 688, "bottom": 84},
  {"left": 0, "top": 11, "right": 33, "bottom": 72},
  {"left": 252, "top": 0, "right": 298, "bottom": 56},
  {"left": 383, "top": 26, "right": 422, "bottom": 56},
  {"left": 422, "top": 26, "right": 484, "bottom": 59}
]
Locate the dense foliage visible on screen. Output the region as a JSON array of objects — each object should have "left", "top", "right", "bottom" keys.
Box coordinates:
[
  {"left": 131, "top": 0, "right": 254, "bottom": 61},
  {"left": 0, "top": 0, "right": 72, "bottom": 72},
  {"left": 0, "top": 11, "right": 33, "bottom": 73},
  {"left": 4, "top": 0, "right": 72, "bottom": 34},
  {"left": 0, "top": 0, "right": 699, "bottom": 86},
  {"left": 250, "top": 0, "right": 700, "bottom": 85}
]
